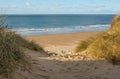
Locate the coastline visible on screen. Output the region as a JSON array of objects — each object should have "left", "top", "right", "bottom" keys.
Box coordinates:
[{"left": 25, "top": 31, "right": 101, "bottom": 53}]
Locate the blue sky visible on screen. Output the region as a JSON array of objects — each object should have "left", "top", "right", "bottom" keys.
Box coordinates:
[{"left": 0, "top": 0, "right": 120, "bottom": 14}]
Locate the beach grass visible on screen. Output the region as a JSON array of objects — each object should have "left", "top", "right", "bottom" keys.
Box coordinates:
[
  {"left": 75, "top": 15, "right": 120, "bottom": 64},
  {"left": 0, "top": 26, "right": 28, "bottom": 76},
  {"left": 10, "top": 32, "right": 45, "bottom": 52},
  {"left": 0, "top": 17, "right": 45, "bottom": 76},
  {"left": 75, "top": 37, "right": 96, "bottom": 53}
]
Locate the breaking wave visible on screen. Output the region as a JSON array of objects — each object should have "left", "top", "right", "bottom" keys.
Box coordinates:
[{"left": 12, "top": 24, "right": 110, "bottom": 36}]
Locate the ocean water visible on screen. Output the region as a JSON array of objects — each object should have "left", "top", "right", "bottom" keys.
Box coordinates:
[{"left": 4, "top": 14, "right": 115, "bottom": 36}]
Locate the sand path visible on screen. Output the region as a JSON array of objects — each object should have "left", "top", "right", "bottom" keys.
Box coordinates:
[
  {"left": 21, "top": 32, "right": 120, "bottom": 79},
  {"left": 19, "top": 50, "right": 120, "bottom": 79}
]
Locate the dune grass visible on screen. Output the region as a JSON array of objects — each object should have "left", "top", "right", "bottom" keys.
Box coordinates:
[
  {"left": 75, "top": 37, "right": 96, "bottom": 53},
  {"left": 9, "top": 31, "right": 45, "bottom": 52},
  {"left": 75, "top": 15, "right": 120, "bottom": 64},
  {"left": 0, "top": 26, "right": 28, "bottom": 76},
  {"left": 0, "top": 17, "right": 45, "bottom": 76}
]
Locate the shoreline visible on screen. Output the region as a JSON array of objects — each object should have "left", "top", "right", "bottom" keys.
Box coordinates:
[{"left": 25, "top": 31, "right": 102, "bottom": 37}]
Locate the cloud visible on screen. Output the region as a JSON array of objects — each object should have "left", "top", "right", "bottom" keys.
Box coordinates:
[
  {"left": 25, "top": 2, "right": 31, "bottom": 7},
  {"left": 0, "top": 5, "right": 18, "bottom": 9},
  {"left": 0, "top": 5, "right": 18, "bottom": 13},
  {"left": 52, "top": 3, "right": 63, "bottom": 7}
]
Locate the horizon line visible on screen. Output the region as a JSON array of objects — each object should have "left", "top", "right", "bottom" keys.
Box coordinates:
[{"left": 0, "top": 14, "right": 116, "bottom": 15}]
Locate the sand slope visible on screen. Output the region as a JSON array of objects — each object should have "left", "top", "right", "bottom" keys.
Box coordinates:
[
  {"left": 11, "top": 49, "right": 120, "bottom": 79},
  {"left": 2, "top": 32, "right": 120, "bottom": 79},
  {"left": 22, "top": 32, "right": 120, "bottom": 79}
]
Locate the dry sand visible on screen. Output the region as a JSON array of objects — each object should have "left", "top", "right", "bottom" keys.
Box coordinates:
[
  {"left": 26, "top": 32, "right": 101, "bottom": 53},
  {"left": 5, "top": 32, "right": 120, "bottom": 79}
]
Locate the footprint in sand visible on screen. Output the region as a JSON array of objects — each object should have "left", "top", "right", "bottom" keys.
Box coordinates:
[
  {"left": 39, "top": 68, "right": 47, "bottom": 72},
  {"left": 37, "top": 74, "right": 50, "bottom": 79}
]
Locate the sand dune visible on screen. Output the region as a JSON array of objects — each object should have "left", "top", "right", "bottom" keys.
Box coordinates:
[
  {"left": 17, "top": 32, "right": 119, "bottom": 79},
  {"left": 13, "top": 49, "right": 120, "bottom": 79},
  {"left": 3, "top": 32, "right": 120, "bottom": 79}
]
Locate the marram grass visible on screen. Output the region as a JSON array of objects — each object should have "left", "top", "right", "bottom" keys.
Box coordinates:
[
  {"left": 75, "top": 15, "right": 120, "bottom": 64},
  {"left": 0, "top": 27, "right": 27, "bottom": 75},
  {"left": 9, "top": 31, "right": 45, "bottom": 52},
  {"left": 75, "top": 37, "right": 96, "bottom": 53},
  {"left": 0, "top": 25, "right": 45, "bottom": 76}
]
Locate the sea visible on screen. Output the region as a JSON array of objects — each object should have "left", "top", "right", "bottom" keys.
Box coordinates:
[{"left": 4, "top": 14, "right": 115, "bottom": 36}]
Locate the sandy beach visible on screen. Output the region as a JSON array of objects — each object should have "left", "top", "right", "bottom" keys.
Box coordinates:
[{"left": 26, "top": 32, "right": 101, "bottom": 53}]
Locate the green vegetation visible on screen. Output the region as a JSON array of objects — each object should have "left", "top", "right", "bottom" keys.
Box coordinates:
[
  {"left": 0, "top": 16, "right": 45, "bottom": 76},
  {"left": 75, "top": 15, "right": 120, "bottom": 64},
  {"left": 10, "top": 31, "right": 45, "bottom": 52},
  {"left": 0, "top": 26, "right": 28, "bottom": 75},
  {"left": 75, "top": 37, "right": 96, "bottom": 53}
]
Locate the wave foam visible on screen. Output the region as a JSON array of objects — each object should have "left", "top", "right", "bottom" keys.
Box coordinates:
[{"left": 12, "top": 24, "right": 110, "bottom": 36}]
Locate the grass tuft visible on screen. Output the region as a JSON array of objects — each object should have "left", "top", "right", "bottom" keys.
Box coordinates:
[
  {"left": 75, "top": 15, "right": 120, "bottom": 64},
  {"left": 0, "top": 16, "right": 45, "bottom": 76},
  {"left": 0, "top": 26, "right": 28, "bottom": 75},
  {"left": 9, "top": 32, "right": 45, "bottom": 52},
  {"left": 75, "top": 37, "right": 96, "bottom": 53}
]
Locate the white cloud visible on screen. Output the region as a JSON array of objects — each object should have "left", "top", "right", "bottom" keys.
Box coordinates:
[
  {"left": 25, "top": 2, "right": 31, "bottom": 7},
  {"left": 52, "top": 3, "right": 63, "bottom": 7}
]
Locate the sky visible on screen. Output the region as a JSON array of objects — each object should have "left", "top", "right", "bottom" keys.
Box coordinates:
[{"left": 0, "top": 0, "right": 120, "bottom": 14}]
